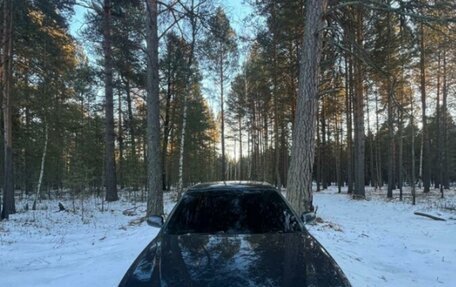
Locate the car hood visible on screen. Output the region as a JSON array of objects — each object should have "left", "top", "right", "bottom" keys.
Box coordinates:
[{"left": 119, "top": 232, "right": 351, "bottom": 287}]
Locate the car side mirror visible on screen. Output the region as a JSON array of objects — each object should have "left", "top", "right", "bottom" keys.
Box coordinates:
[
  {"left": 301, "top": 212, "right": 316, "bottom": 224},
  {"left": 146, "top": 215, "right": 164, "bottom": 228}
]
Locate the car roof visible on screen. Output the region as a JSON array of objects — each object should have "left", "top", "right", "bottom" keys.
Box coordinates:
[{"left": 187, "top": 181, "right": 277, "bottom": 193}]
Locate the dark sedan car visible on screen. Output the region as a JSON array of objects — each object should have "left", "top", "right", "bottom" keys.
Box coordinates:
[{"left": 119, "top": 181, "right": 351, "bottom": 287}]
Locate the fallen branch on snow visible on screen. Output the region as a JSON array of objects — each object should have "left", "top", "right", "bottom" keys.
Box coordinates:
[{"left": 414, "top": 212, "right": 446, "bottom": 221}]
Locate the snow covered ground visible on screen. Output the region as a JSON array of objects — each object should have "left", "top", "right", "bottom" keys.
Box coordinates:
[
  {"left": 1, "top": 187, "right": 455, "bottom": 287},
  {"left": 0, "top": 192, "right": 174, "bottom": 287},
  {"left": 307, "top": 187, "right": 456, "bottom": 287}
]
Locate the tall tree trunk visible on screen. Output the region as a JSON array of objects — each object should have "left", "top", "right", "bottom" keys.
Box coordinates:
[
  {"left": 345, "top": 54, "right": 354, "bottom": 194},
  {"left": 410, "top": 87, "right": 416, "bottom": 205},
  {"left": 441, "top": 46, "right": 448, "bottom": 190},
  {"left": 287, "top": 0, "right": 327, "bottom": 215},
  {"left": 0, "top": 6, "right": 2, "bottom": 197},
  {"left": 375, "top": 89, "right": 382, "bottom": 188},
  {"left": 103, "top": 0, "right": 118, "bottom": 202},
  {"left": 436, "top": 52, "right": 442, "bottom": 192},
  {"left": 273, "top": 79, "right": 281, "bottom": 188},
  {"left": 335, "top": 114, "right": 342, "bottom": 193},
  {"left": 419, "top": 23, "right": 430, "bottom": 193},
  {"left": 25, "top": 99, "right": 32, "bottom": 194},
  {"left": 167, "top": 101, "right": 177, "bottom": 190},
  {"left": 387, "top": 82, "right": 395, "bottom": 198},
  {"left": 271, "top": 2, "right": 281, "bottom": 189},
  {"left": 353, "top": 6, "right": 365, "bottom": 198},
  {"left": 1, "top": 0, "right": 15, "bottom": 219},
  {"left": 250, "top": 100, "right": 257, "bottom": 180},
  {"left": 177, "top": 3, "right": 197, "bottom": 197},
  {"left": 316, "top": 107, "right": 321, "bottom": 192},
  {"left": 33, "top": 124, "right": 48, "bottom": 210},
  {"left": 177, "top": 93, "right": 188, "bottom": 198},
  {"left": 118, "top": 91, "right": 124, "bottom": 189},
  {"left": 366, "top": 86, "right": 375, "bottom": 188},
  {"left": 124, "top": 78, "right": 136, "bottom": 157},
  {"left": 220, "top": 56, "right": 226, "bottom": 181},
  {"left": 386, "top": 9, "right": 394, "bottom": 199},
  {"left": 398, "top": 111, "right": 403, "bottom": 201},
  {"left": 321, "top": 100, "right": 327, "bottom": 190},
  {"left": 145, "top": 0, "right": 163, "bottom": 215},
  {"left": 239, "top": 116, "right": 243, "bottom": 180},
  {"left": 162, "top": 75, "right": 172, "bottom": 191},
  {"left": 0, "top": 99, "right": 3, "bottom": 203},
  {"left": 263, "top": 114, "right": 268, "bottom": 182},
  {"left": 124, "top": 77, "right": 138, "bottom": 189},
  {"left": 247, "top": 123, "right": 252, "bottom": 179}
]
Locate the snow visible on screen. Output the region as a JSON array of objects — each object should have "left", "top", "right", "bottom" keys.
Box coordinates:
[
  {"left": 0, "top": 192, "right": 175, "bottom": 287},
  {"left": 1, "top": 187, "right": 455, "bottom": 287},
  {"left": 307, "top": 187, "right": 456, "bottom": 287}
]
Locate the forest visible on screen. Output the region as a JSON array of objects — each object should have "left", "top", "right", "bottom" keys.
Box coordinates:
[
  {"left": 1, "top": 0, "right": 455, "bottom": 218},
  {"left": 0, "top": 0, "right": 456, "bottom": 287}
]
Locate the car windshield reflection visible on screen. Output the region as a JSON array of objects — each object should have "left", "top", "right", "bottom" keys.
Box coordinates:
[{"left": 165, "top": 190, "right": 301, "bottom": 235}]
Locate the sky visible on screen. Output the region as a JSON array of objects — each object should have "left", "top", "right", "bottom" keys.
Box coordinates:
[
  {"left": 68, "top": 0, "right": 255, "bottom": 98},
  {"left": 69, "top": 1, "right": 254, "bottom": 53},
  {"left": 68, "top": 1, "right": 256, "bottom": 160}
]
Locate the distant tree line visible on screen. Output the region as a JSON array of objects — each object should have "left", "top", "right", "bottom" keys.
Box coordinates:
[
  {"left": 0, "top": 0, "right": 226, "bottom": 219},
  {"left": 226, "top": 0, "right": 455, "bottom": 212},
  {"left": 1, "top": 0, "right": 455, "bottom": 219},
  {"left": 228, "top": 0, "right": 456, "bottom": 213}
]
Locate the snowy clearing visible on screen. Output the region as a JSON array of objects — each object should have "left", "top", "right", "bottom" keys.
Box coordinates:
[
  {"left": 1, "top": 187, "right": 455, "bottom": 287},
  {"left": 307, "top": 187, "right": 456, "bottom": 287}
]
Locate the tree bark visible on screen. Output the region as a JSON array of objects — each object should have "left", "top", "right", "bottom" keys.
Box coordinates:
[
  {"left": 177, "top": 92, "right": 188, "bottom": 198},
  {"left": 335, "top": 114, "right": 342, "bottom": 193},
  {"left": 25, "top": 96, "right": 32, "bottom": 194},
  {"left": 316, "top": 108, "right": 321, "bottom": 192},
  {"left": 353, "top": 5, "right": 365, "bottom": 198},
  {"left": 103, "top": 0, "right": 118, "bottom": 202},
  {"left": 239, "top": 114, "right": 243, "bottom": 180},
  {"left": 1, "top": 0, "right": 15, "bottom": 219},
  {"left": 387, "top": 82, "right": 395, "bottom": 198},
  {"left": 410, "top": 85, "right": 416, "bottom": 205},
  {"left": 287, "top": 0, "right": 327, "bottom": 215},
  {"left": 145, "top": 0, "right": 163, "bottom": 215},
  {"left": 441, "top": 46, "right": 448, "bottom": 190},
  {"left": 33, "top": 124, "right": 48, "bottom": 209},
  {"left": 419, "top": 23, "right": 430, "bottom": 193},
  {"left": 220, "top": 55, "right": 226, "bottom": 181},
  {"left": 124, "top": 77, "right": 138, "bottom": 190},
  {"left": 321, "top": 100, "right": 327, "bottom": 189},
  {"left": 398, "top": 111, "right": 403, "bottom": 201},
  {"left": 118, "top": 90, "right": 124, "bottom": 189},
  {"left": 271, "top": 1, "right": 281, "bottom": 189},
  {"left": 162, "top": 73, "right": 172, "bottom": 191},
  {"left": 436, "top": 52, "right": 442, "bottom": 193},
  {"left": 124, "top": 78, "right": 136, "bottom": 159},
  {"left": 386, "top": 9, "right": 394, "bottom": 199},
  {"left": 177, "top": 2, "right": 197, "bottom": 197},
  {"left": 345, "top": 54, "right": 354, "bottom": 194},
  {"left": 366, "top": 85, "right": 375, "bottom": 188},
  {"left": 375, "top": 90, "right": 382, "bottom": 188}
]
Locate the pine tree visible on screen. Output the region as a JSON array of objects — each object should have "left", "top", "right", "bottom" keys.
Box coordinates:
[{"left": 201, "top": 7, "right": 237, "bottom": 181}]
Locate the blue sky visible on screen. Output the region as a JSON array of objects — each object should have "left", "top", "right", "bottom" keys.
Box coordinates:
[
  {"left": 68, "top": 0, "right": 256, "bottom": 102},
  {"left": 69, "top": 1, "right": 254, "bottom": 43},
  {"left": 67, "top": 1, "right": 255, "bottom": 159},
  {"left": 68, "top": 1, "right": 255, "bottom": 133}
]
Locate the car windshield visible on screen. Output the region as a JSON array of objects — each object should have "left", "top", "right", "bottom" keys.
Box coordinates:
[{"left": 165, "top": 189, "right": 302, "bottom": 235}]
